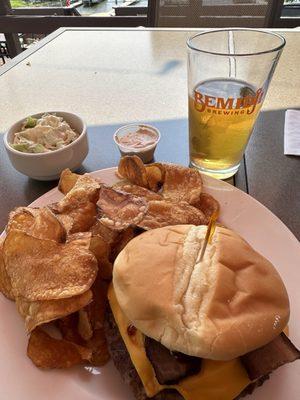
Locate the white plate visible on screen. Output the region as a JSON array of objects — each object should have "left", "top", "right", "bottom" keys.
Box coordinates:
[{"left": 1, "top": 167, "right": 299, "bottom": 400}]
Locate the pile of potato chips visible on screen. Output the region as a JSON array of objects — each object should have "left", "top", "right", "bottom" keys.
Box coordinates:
[{"left": 0, "top": 156, "right": 219, "bottom": 369}]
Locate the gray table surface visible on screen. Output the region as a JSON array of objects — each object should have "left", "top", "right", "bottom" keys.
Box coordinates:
[{"left": 0, "top": 28, "right": 299, "bottom": 239}]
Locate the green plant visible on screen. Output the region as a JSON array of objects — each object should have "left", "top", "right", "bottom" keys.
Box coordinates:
[{"left": 10, "top": 0, "right": 29, "bottom": 7}]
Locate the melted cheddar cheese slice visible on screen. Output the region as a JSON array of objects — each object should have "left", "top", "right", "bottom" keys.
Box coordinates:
[{"left": 108, "top": 286, "right": 251, "bottom": 400}]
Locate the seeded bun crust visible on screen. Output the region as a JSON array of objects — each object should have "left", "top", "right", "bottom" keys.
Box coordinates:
[{"left": 113, "top": 225, "right": 289, "bottom": 360}]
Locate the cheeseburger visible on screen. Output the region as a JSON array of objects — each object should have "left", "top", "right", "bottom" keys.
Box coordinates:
[{"left": 106, "top": 225, "right": 299, "bottom": 400}]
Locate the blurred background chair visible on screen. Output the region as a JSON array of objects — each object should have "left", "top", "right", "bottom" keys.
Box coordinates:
[
  {"left": 148, "top": 0, "right": 284, "bottom": 28},
  {"left": 0, "top": 35, "right": 10, "bottom": 65}
]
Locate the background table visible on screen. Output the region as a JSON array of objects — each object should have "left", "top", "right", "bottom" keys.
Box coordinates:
[{"left": 0, "top": 28, "right": 299, "bottom": 239}]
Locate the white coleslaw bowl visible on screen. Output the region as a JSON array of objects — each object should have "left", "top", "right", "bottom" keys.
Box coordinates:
[{"left": 3, "top": 111, "right": 88, "bottom": 181}]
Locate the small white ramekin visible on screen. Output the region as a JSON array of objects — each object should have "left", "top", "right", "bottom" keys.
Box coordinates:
[
  {"left": 4, "top": 111, "right": 88, "bottom": 181},
  {"left": 113, "top": 123, "right": 160, "bottom": 163}
]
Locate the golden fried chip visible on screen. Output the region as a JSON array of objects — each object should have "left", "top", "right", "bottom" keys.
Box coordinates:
[
  {"left": 145, "top": 163, "right": 165, "bottom": 192},
  {"left": 88, "top": 277, "right": 108, "bottom": 330},
  {"left": 193, "top": 193, "right": 220, "bottom": 220},
  {"left": 66, "top": 231, "right": 92, "bottom": 245},
  {"left": 4, "top": 230, "right": 98, "bottom": 301},
  {"left": 78, "top": 309, "right": 93, "bottom": 341},
  {"left": 110, "top": 227, "right": 136, "bottom": 261},
  {"left": 58, "top": 168, "right": 80, "bottom": 195},
  {"left": 89, "top": 220, "right": 138, "bottom": 265},
  {"left": 6, "top": 207, "right": 65, "bottom": 242},
  {"left": 51, "top": 201, "right": 97, "bottom": 234},
  {"left": 6, "top": 207, "right": 33, "bottom": 233},
  {"left": 17, "top": 290, "right": 92, "bottom": 333},
  {"left": 118, "top": 155, "right": 148, "bottom": 188},
  {"left": 86, "top": 328, "right": 110, "bottom": 366},
  {"left": 138, "top": 200, "right": 207, "bottom": 230},
  {"left": 62, "top": 198, "right": 97, "bottom": 234},
  {"left": 98, "top": 186, "right": 148, "bottom": 230},
  {"left": 52, "top": 173, "right": 101, "bottom": 234},
  {"left": 89, "top": 218, "right": 124, "bottom": 263},
  {"left": 57, "top": 314, "right": 83, "bottom": 344},
  {"left": 27, "top": 328, "right": 92, "bottom": 369},
  {"left": 113, "top": 182, "right": 162, "bottom": 201},
  {"left": 52, "top": 279, "right": 110, "bottom": 367},
  {"left": 0, "top": 239, "right": 14, "bottom": 300},
  {"left": 161, "top": 164, "right": 203, "bottom": 205},
  {"left": 47, "top": 210, "right": 71, "bottom": 233},
  {"left": 68, "top": 232, "right": 113, "bottom": 280},
  {"left": 89, "top": 235, "right": 113, "bottom": 280},
  {"left": 59, "top": 174, "right": 101, "bottom": 206},
  {"left": 89, "top": 219, "right": 120, "bottom": 246},
  {"left": 76, "top": 277, "right": 109, "bottom": 362}
]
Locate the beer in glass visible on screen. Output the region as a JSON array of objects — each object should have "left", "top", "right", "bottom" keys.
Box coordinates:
[{"left": 187, "top": 30, "right": 285, "bottom": 179}]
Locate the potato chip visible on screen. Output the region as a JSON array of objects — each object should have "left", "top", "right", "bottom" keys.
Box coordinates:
[
  {"left": 138, "top": 200, "right": 207, "bottom": 230},
  {"left": 6, "top": 207, "right": 34, "bottom": 233},
  {"left": 78, "top": 309, "right": 93, "bottom": 341},
  {"left": 89, "top": 220, "right": 138, "bottom": 266},
  {"left": 118, "top": 155, "right": 148, "bottom": 188},
  {"left": 54, "top": 201, "right": 98, "bottom": 234},
  {"left": 57, "top": 314, "right": 83, "bottom": 344},
  {"left": 193, "top": 193, "right": 220, "bottom": 220},
  {"left": 16, "top": 290, "right": 92, "bottom": 333},
  {"left": 47, "top": 209, "right": 70, "bottom": 232},
  {"left": 98, "top": 186, "right": 148, "bottom": 230},
  {"left": 117, "top": 158, "right": 204, "bottom": 205},
  {"left": 78, "top": 276, "right": 108, "bottom": 335},
  {"left": 89, "top": 219, "right": 120, "bottom": 246},
  {"left": 54, "top": 202, "right": 97, "bottom": 235},
  {"left": 6, "top": 207, "right": 66, "bottom": 242},
  {"left": 0, "top": 239, "right": 14, "bottom": 300},
  {"left": 86, "top": 328, "right": 110, "bottom": 366},
  {"left": 52, "top": 174, "right": 101, "bottom": 234},
  {"left": 113, "top": 182, "right": 162, "bottom": 201},
  {"left": 58, "top": 168, "right": 80, "bottom": 195},
  {"left": 89, "top": 235, "right": 113, "bottom": 280},
  {"left": 27, "top": 328, "right": 92, "bottom": 369},
  {"left": 4, "top": 230, "right": 98, "bottom": 301},
  {"left": 88, "top": 277, "right": 108, "bottom": 330},
  {"left": 110, "top": 227, "right": 136, "bottom": 261},
  {"left": 145, "top": 163, "right": 165, "bottom": 192},
  {"left": 60, "top": 276, "right": 110, "bottom": 365},
  {"left": 161, "top": 164, "right": 203, "bottom": 205},
  {"left": 59, "top": 174, "right": 101, "bottom": 206},
  {"left": 68, "top": 232, "right": 113, "bottom": 280}
]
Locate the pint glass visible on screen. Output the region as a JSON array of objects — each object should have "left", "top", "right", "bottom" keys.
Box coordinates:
[{"left": 187, "top": 29, "right": 285, "bottom": 179}]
